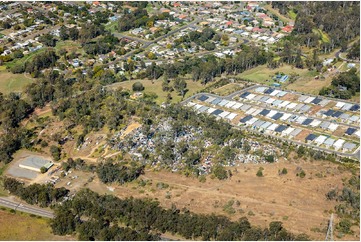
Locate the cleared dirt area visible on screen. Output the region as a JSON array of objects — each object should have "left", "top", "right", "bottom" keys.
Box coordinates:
[
  {"left": 110, "top": 158, "right": 358, "bottom": 241},
  {"left": 295, "top": 129, "right": 311, "bottom": 141}
]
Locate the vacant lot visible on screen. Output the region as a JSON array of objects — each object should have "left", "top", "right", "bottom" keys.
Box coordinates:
[
  {"left": 0, "top": 208, "right": 73, "bottom": 240},
  {"left": 0, "top": 70, "right": 33, "bottom": 94},
  {"left": 111, "top": 158, "right": 358, "bottom": 241},
  {"left": 213, "top": 83, "right": 245, "bottom": 96},
  {"left": 238, "top": 64, "right": 312, "bottom": 84},
  {"left": 108, "top": 78, "right": 210, "bottom": 104},
  {"left": 286, "top": 76, "right": 333, "bottom": 95}
]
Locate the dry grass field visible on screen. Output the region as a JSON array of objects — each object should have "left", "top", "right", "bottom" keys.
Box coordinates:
[
  {"left": 109, "top": 158, "right": 359, "bottom": 241},
  {"left": 213, "top": 83, "right": 245, "bottom": 96},
  {"left": 0, "top": 208, "right": 74, "bottom": 241}
]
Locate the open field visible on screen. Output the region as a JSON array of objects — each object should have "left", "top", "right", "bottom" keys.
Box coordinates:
[
  {"left": 0, "top": 208, "right": 73, "bottom": 241},
  {"left": 238, "top": 64, "right": 313, "bottom": 84},
  {"left": 108, "top": 78, "right": 210, "bottom": 104},
  {"left": 111, "top": 158, "right": 359, "bottom": 241},
  {"left": 286, "top": 76, "right": 333, "bottom": 95},
  {"left": 212, "top": 83, "right": 245, "bottom": 96},
  {"left": 0, "top": 70, "right": 34, "bottom": 94},
  {"left": 264, "top": 4, "right": 294, "bottom": 24}
]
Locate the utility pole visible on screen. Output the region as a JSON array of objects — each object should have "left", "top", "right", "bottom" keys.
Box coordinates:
[{"left": 325, "top": 213, "right": 334, "bottom": 241}]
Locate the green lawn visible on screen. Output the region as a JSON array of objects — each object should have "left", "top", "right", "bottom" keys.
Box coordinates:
[
  {"left": 0, "top": 70, "right": 34, "bottom": 94},
  {"left": 237, "top": 64, "right": 312, "bottom": 84},
  {"left": 287, "top": 9, "right": 297, "bottom": 20}
]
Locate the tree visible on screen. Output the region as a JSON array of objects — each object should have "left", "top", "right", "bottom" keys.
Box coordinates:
[
  {"left": 50, "top": 145, "right": 61, "bottom": 161},
  {"left": 256, "top": 169, "right": 263, "bottom": 177},
  {"left": 173, "top": 78, "right": 187, "bottom": 97},
  {"left": 40, "top": 166, "right": 47, "bottom": 173},
  {"left": 213, "top": 164, "right": 228, "bottom": 180},
  {"left": 132, "top": 82, "right": 144, "bottom": 92}
]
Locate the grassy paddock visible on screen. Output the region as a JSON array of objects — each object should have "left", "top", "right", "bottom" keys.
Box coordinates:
[
  {"left": 0, "top": 70, "right": 34, "bottom": 94},
  {"left": 109, "top": 78, "right": 210, "bottom": 104},
  {"left": 237, "top": 64, "right": 312, "bottom": 84}
]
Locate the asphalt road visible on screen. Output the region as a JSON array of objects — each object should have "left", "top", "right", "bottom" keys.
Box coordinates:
[{"left": 0, "top": 197, "right": 54, "bottom": 218}]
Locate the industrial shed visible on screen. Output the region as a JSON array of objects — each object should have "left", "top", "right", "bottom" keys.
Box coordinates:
[{"left": 19, "top": 156, "right": 53, "bottom": 173}]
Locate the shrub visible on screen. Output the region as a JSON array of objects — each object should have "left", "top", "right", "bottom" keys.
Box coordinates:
[
  {"left": 132, "top": 81, "right": 144, "bottom": 92},
  {"left": 256, "top": 169, "right": 263, "bottom": 177}
]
